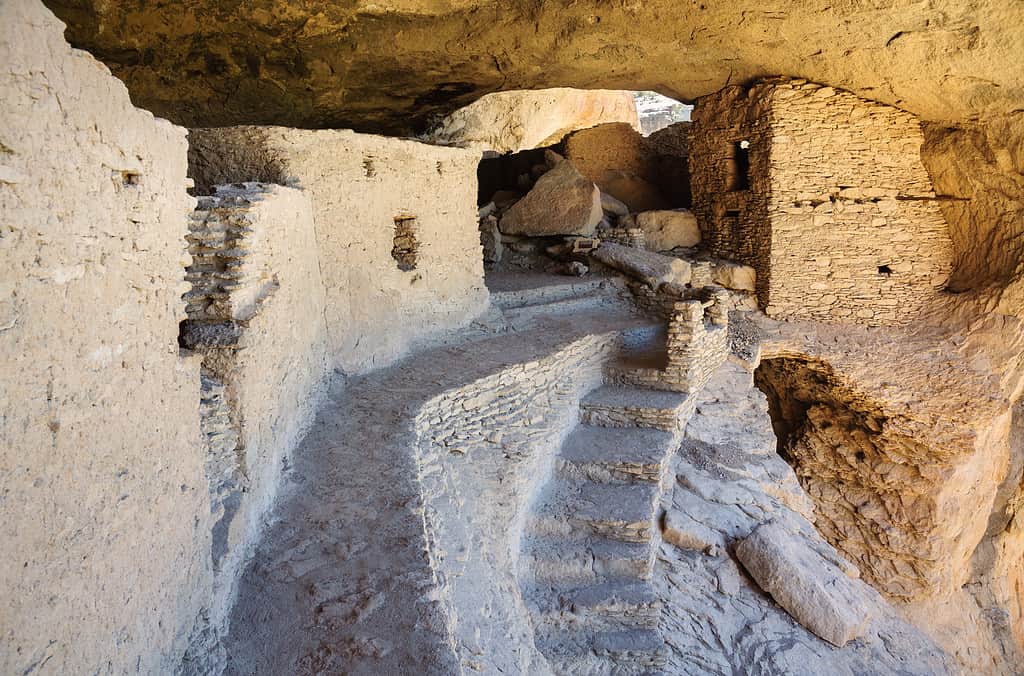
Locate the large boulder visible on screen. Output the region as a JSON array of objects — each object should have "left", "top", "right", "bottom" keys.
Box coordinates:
[
  {"left": 633, "top": 209, "right": 701, "bottom": 250},
  {"left": 499, "top": 160, "right": 602, "bottom": 236},
  {"left": 424, "top": 89, "right": 640, "bottom": 154},
  {"left": 591, "top": 243, "right": 692, "bottom": 287},
  {"left": 564, "top": 122, "right": 671, "bottom": 212},
  {"left": 735, "top": 521, "right": 878, "bottom": 647},
  {"left": 712, "top": 260, "right": 756, "bottom": 291}
]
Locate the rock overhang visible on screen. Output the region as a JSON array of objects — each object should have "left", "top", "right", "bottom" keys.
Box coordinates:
[{"left": 41, "top": 0, "right": 1024, "bottom": 134}]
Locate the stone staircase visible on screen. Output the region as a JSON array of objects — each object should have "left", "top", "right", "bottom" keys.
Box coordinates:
[
  {"left": 489, "top": 276, "right": 628, "bottom": 326},
  {"left": 520, "top": 332, "right": 699, "bottom": 675}
]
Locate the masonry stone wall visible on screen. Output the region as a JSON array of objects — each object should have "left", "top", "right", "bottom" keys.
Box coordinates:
[
  {"left": 608, "top": 287, "right": 730, "bottom": 396},
  {"left": 188, "top": 127, "right": 488, "bottom": 374},
  {"left": 690, "top": 80, "right": 954, "bottom": 325},
  {"left": 414, "top": 329, "right": 637, "bottom": 673},
  {"left": 178, "top": 183, "right": 331, "bottom": 663},
  {"left": 0, "top": 2, "right": 208, "bottom": 672}
]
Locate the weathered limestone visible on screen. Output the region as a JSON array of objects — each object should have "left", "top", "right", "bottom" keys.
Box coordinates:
[
  {"left": 1, "top": 2, "right": 205, "bottom": 672},
  {"left": 690, "top": 79, "right": 954, "bottom": 325},
  {"left": 631, "top": 209, "right": 701, "bottom": 251},
  {"left": 425, "top": 88, "right": 640, "bottom": 153},
  {"left": 499, "top": 159, "right": 603, "bottom": 237},
  {"left": 189, "top": 126, "right": 488, "bottom": 373},
  {"left": 736, "top": 521, "right": 877, "bottom": 647},
  {"left": 591, "top": 243, "right": 691, "bottom": 288}
]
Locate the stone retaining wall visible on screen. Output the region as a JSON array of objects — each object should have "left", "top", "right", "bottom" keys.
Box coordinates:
[
  {"left": 178, "top": 183, "right": 331, "bottom": 660},
  {"left": 414, "top": 329, "right": 636, "bottom": 673}
]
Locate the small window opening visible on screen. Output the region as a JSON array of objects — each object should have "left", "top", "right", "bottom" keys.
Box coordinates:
[
  {"left": 725, "top": 209, "right": 741, "bottom": 219},
  {"left": 878, "top": 265, "right": 893, "bottom": 276},
  {"left": 392, "top": 216, "right": 419, "bottom": 271},
  {"left": 120, "top": 171, "right": 140, "bottom": 187},
  {"left": 725, "top": 141, "right": 751, "bottom": 192}
]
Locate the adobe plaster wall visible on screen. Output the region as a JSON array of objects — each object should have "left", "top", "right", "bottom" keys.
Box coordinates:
[
  {"left": 188, "top": 127, "right": 489, "bottom": 374},
  {"left": 179, "top": 183, "right": 331, "bottom": 663},
  {"left": 0, "top": 2, "right": 208, "bottom": 672}
]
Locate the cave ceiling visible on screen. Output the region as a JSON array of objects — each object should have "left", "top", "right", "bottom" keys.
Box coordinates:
[{"left": 44, "top": 0, "right": 1024, "bottom": 134}]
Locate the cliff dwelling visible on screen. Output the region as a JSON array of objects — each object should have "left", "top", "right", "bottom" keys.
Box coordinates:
[{"left": 3, "top": 1, "right": 1024, "bottom": 675}]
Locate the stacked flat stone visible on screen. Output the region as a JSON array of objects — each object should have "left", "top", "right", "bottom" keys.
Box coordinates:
[
  {"left": 690, "top": 78, "right": 953, "bottom": 326},
  {"left": 184, "top": 188, "right": 274, "bottom": 323},
  {"left": 199, "top": 370, "right": 245, "bottom": 570}
]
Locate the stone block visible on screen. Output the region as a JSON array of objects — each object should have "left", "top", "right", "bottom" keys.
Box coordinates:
[{"left": 736, "top": 521, "right": 877, "bottom": 647}]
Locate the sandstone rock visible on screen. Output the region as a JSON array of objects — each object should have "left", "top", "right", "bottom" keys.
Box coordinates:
[
  {"left": 499, "top": 160, "right": 602, "bottom": 237},
  {"left": 591, "top": 243, "right": 691, "bottom": 287},
  {"left": 736, "top": 520, "right": 878, "bottom": 647},
  {"left": 564, "top": 123, "right": 671, "bottom": 211},
  {"left": 600, "top": 192, "right": 630, "bottom": 217},
  {"left": 634, "top": 209, "right": 701, "bottom": 250},
  {"left": 423, "top": 88, "right": 640, "bottom": 153},
  {"left": 712, "top": 260, "right": 756, "bottom": 291},
  {"left": 544, "top": 149, "right": 565, "bottom": 167}
]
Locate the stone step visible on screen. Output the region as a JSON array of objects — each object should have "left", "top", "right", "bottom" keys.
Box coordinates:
[
  {"left": 490, "top": 277, "right": 619, "bottom": 310},
  {"left": 536, "top": 627, "right": 668, "bottom": 675},
  {"left": 537, "top": 580, "right": 662, "bottom": 631},
  {"left": 527, "top": 479, "right": 660, "bottom": 543},
  {"left": 520, "top": 535, "right": 655, "bottom": 584},
  {"left": 580, "top": 385, "right": 694, "bottom": 431},
  {"left": 501, "top": 291, "right": 616, "bottom": 324},
  {"left": 557, "top": 425, "right": 678, "bottom": 484}
]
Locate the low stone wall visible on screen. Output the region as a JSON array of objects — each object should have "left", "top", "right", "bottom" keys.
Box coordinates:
[
  {"left": 188, "top": 126, "right": 489, "bottom": 374},
  {"left": 178, "top": 183, "right": 331, "bottom": 662},
  {"left": 414, "top": 330, "right": 635, "bottom": 673},
  {"left": 1, "top": 3, "right": 206, "bottom": 673}
]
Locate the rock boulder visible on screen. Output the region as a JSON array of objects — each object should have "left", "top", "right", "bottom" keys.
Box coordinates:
[
  {"left": 591, "top": 243, "right": 692, "bottom": 288},
  {"left": 736, "top": 520, "right": 878, "bottom": 647},
  {"left": 634, "top": 209, "right": 701, "bottom": 250},
  {"left": 499, "top": 160, "right": 602, "bottom": 237}
]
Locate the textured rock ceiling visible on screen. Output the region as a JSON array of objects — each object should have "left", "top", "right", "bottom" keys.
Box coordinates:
[{"left": 44, "top": 0, "right": 1024, "bottom": 134}]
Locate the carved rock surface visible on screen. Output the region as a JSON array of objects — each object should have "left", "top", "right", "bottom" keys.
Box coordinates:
[{"left": 499, "top": 160, "right": 602, "bottom": 236}]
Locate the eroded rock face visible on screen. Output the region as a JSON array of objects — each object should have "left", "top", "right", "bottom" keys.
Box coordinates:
[
  {"left": 42, "top": 0, "right": 1024, "bottom": 133},
  {"left": 921, "top": 116, "right": 1024, "bottom": 293},
  {"left": 425, "top": 88, "right": 639, "bottom": 153}
]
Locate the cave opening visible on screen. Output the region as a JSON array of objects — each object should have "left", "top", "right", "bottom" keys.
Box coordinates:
[{"left": 475, "top": 90, "right": 695, "bottom": 292}]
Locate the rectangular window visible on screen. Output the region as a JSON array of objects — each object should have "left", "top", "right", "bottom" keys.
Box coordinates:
[{"left": 392, "top": 216, "right": 419, "bottom": 271}]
